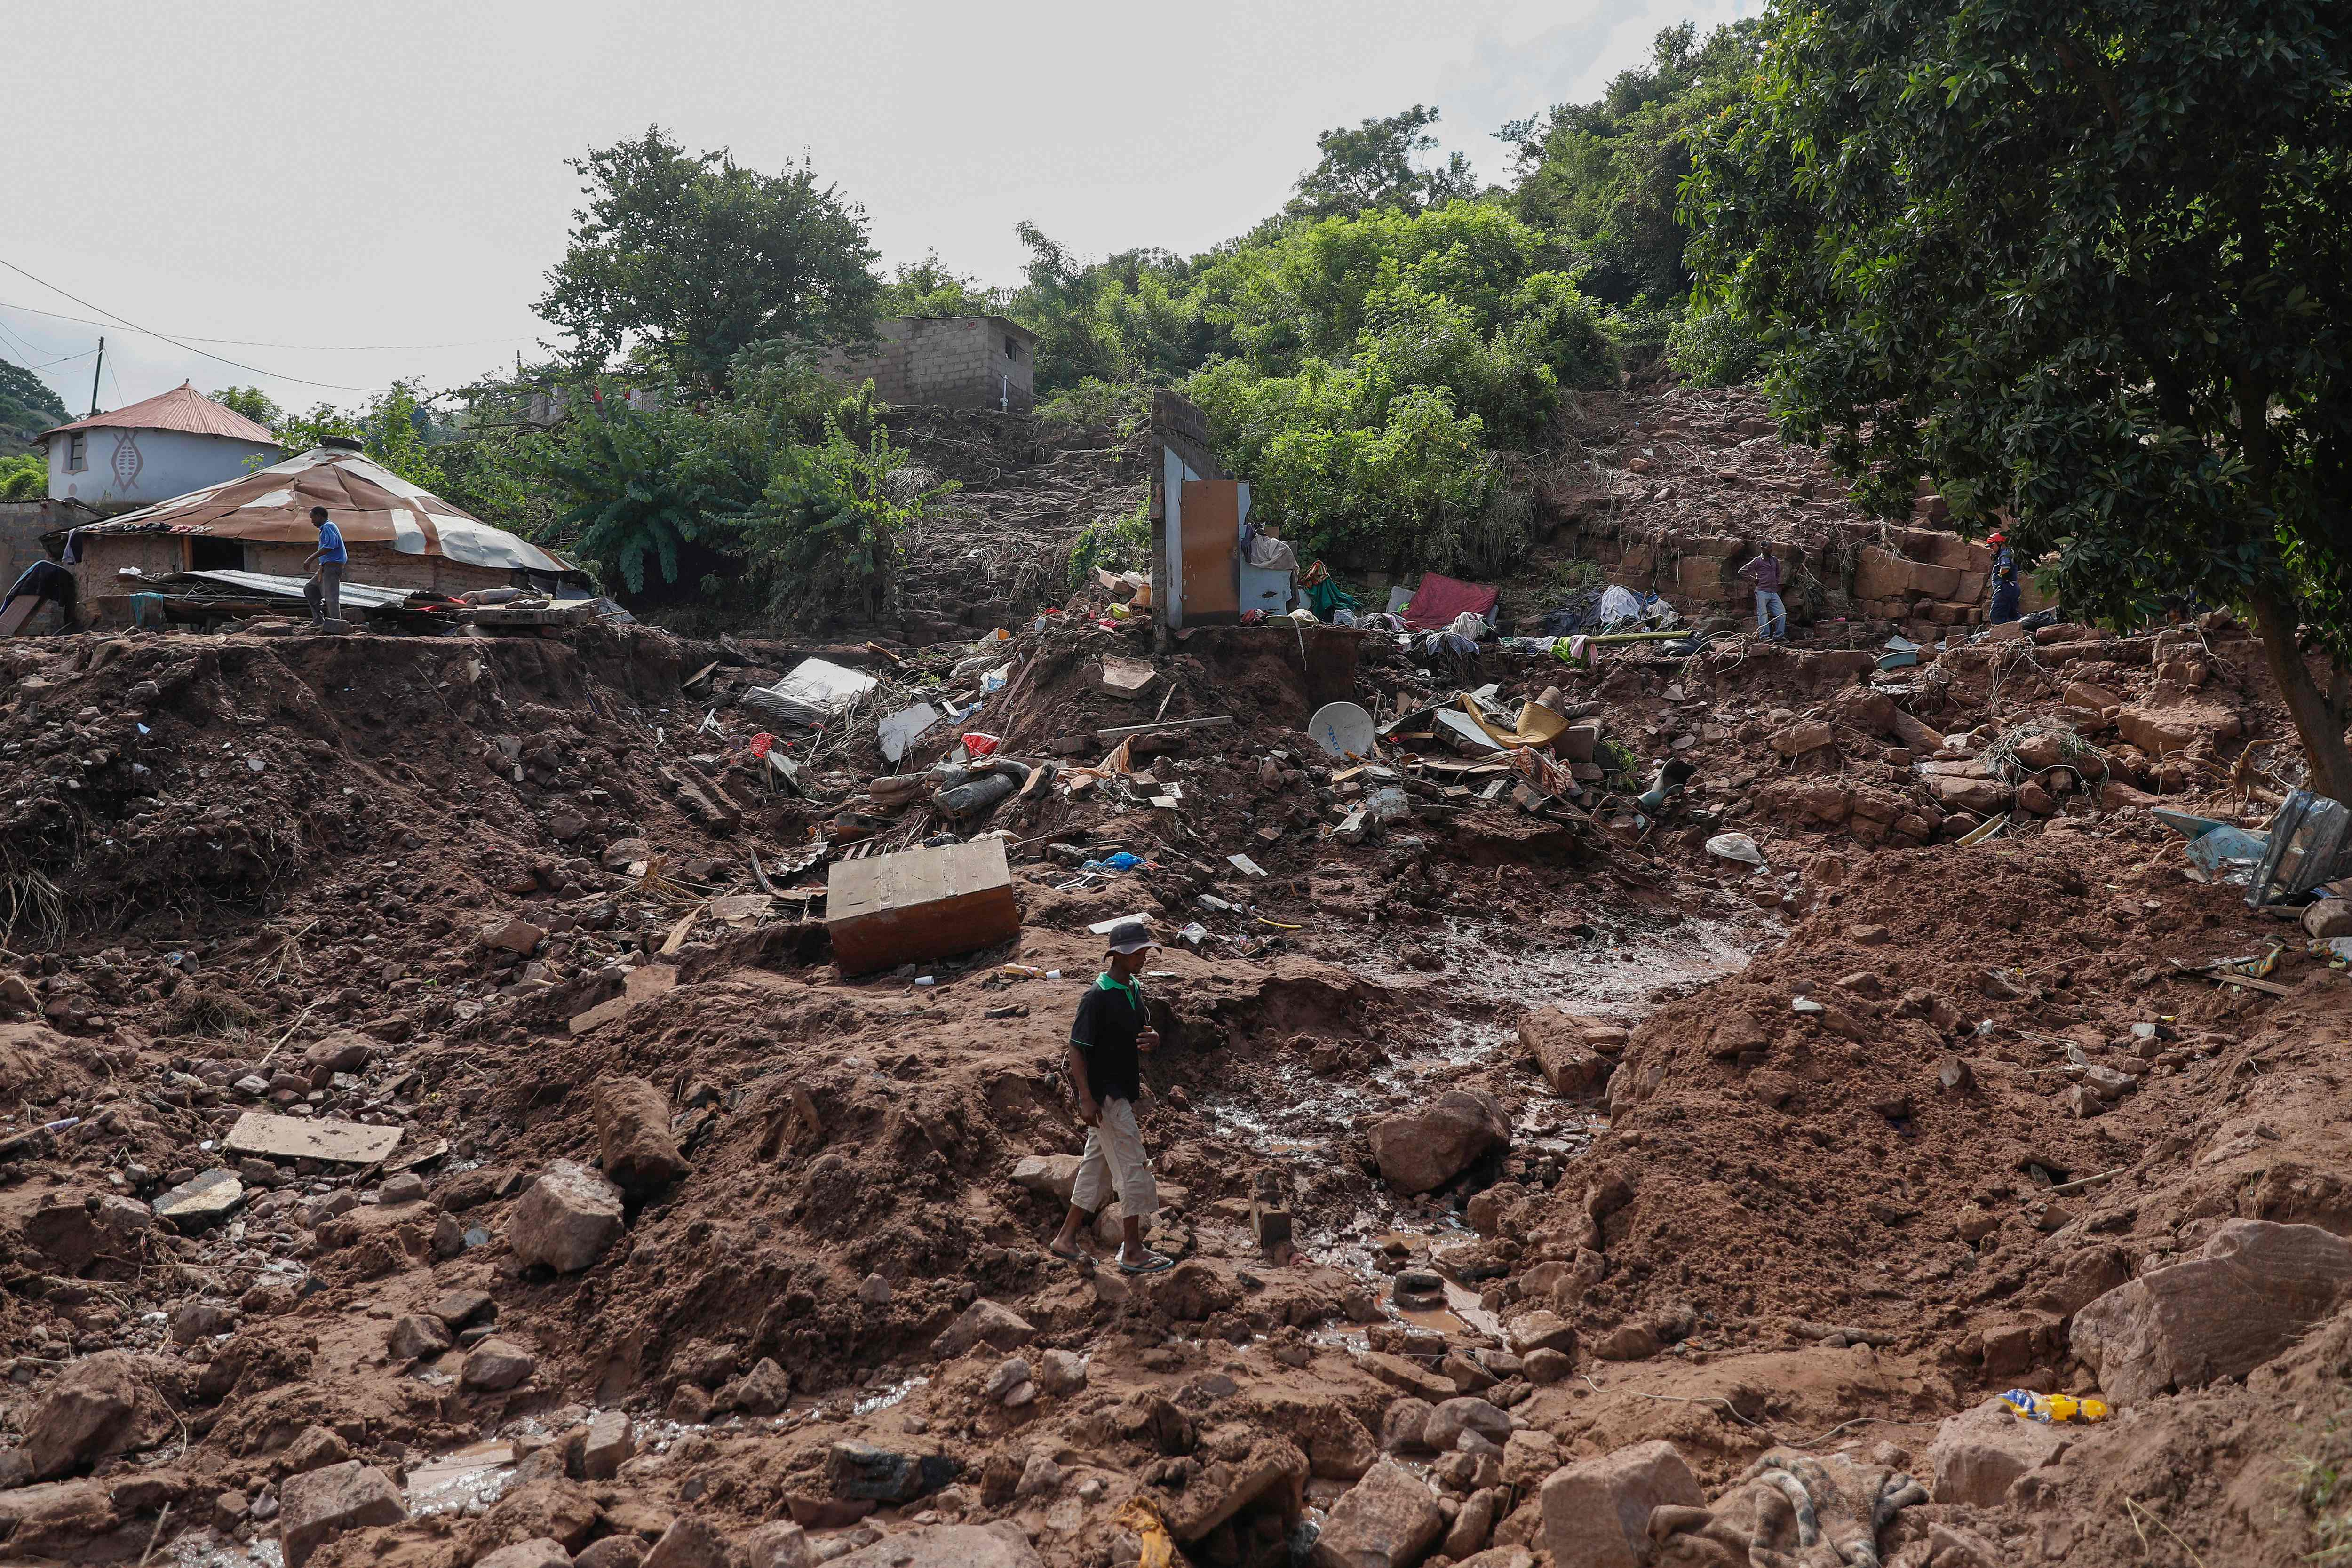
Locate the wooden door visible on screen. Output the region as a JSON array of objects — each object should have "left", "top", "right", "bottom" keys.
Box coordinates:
[{"left": 1180, "top": 479, "right": 1240, "bottom": 621}]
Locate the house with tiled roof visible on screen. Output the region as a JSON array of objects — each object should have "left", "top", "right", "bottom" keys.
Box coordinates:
[{"left": 36, "top": 382, "right": 284, "bottom": 513}]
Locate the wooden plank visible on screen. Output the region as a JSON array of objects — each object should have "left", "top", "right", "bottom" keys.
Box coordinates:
[
  {"left": 224, "top": 1112, "right": 402, "bottom": 1165},
  {"left": 826, "top": 838, "right": 1020, "bottom": 976},
  {"left": 1094, "top": 716, "right": 1234, "bottom": 742}
]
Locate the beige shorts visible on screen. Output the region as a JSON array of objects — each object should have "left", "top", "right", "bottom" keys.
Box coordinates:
[{"left": 1069, "top": 1097, "right": 1157, "bottom": 1222}]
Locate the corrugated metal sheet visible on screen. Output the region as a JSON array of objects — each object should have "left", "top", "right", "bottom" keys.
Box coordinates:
[
  {"left": 170, "top": 569, "right": 419, "bottom": 611},
  {"left": 39, "top": 382, "right": 279, "bottom": 445},
  {"left": 78, "top": 448, "right": 577, "bottom": 576}
]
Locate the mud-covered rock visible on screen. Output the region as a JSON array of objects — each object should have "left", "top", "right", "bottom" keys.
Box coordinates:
[
  {"left": 930, "top": 1299, "right": 1034, "bottom": 1359},
  {"left": 1540, "top": 1440, "right": 1702, "bottom": 1568},
  {"left": 508, "top": 1161, "right": 624, "bottom": 1273},
  {"left": 279, "top": 1461, "right": 405, "bottom": 1568},
  {"left": 472, "top": 1480, "right": 599, "bottom": 1554},
  {"left": 591, "top": 1076, "right": 690, "bottom": 1196},
  {"left": 829, "top": 1523, "right": 1041, "bottom": 1568},
  {"left": 1926, "top": 1399, "right": 2068, "bottom": 1505},
  {"left": 1367, "top": 1090, "right": 1509, "bottom": 1194},
  {"left": 1310, "top": 1459, "right": 1443, "bottom": 1568},
  {"left": 24, "top": 1351, "right": 171, "bottom": 1481},
  {"left": 476, "top": 1540, "right": 573, "bottom": 1568}
]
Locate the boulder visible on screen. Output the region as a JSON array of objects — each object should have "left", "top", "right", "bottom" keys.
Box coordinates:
[
  {"left": 153, "top": 1169, "right": 244, "bottom": 1232},
  {"left": 477, "top": 1541, "right": 573, "bottom": 1568},
  {"left": 1423, "top": 1397, "right": 1513, "bottom": 1451},
  {"left": 1036, "top": 1349, "right": 1088, "bottom": 1396},
  {"left": 642, "top": 1515, "right": 731, "bottom": 1568},
  {"left": 1367, "top": 1090, "right": 1510, "bottom": 1194},
  {"left": 591, "top": 1077, "right": 690, "bottom": 1196},
  {"left": 283, "top": 1425, "right": 352, "bottom": 1475},
  {"left": 508, "top": 1162, "right": 625, "bottom": 1274},
  {"left": 473, "top": 1480, "right": 600, "bottom": 1554},
  {"left": 24, "top": 1351, "right": 174, "bottom": 1480},
  {"left": 1769, "top": 720, "right": 1835, "bottom": 758},
  {"left": 482, "top": 919, "right": 546, "bottom": 955},
  {"left": 1519, "top": 1009, "right": 1614, "bottom": 1097},
  {"left": 1357, "top": 1352, "right": 1454, "bottom": 1402},
  {"left": 1925, "top": 774, "right": 2012, "bottom": 814},
  {"left": 715, "top": 1358, "right": 792, "bottom": 1416},
  {"left": 2072, "top": 1219, "right": 2352, "bottom": 1403},
  {"left": 389, "top": 1313, "right": 454, "bottom": 1361},
  {"left": 1505, "top": 1311, "right": 1577, "bottom": 1359},
  {"left": 574, "top": 1542, "right": 644, "bottom": 1568},
  {"left": 1540, "top": 1440, "right": 1704, "bottom": 1568},
  {"left": 1445, "top": 1487, "right": 1507, "bottom": 1560},
  {"left": 826, "top": 1441, "right": 958, "bottom": 1504},
  {"left": 2115, "top": 700, "right": 2241, "bottom": 757},
  {"left": 279, "top": 1461, "right": 405, "bottom": 1568},
  {"left": 582, "top": 1411, "right": 634, "bottom": 1480},
  {"left": 1160, "top": 1435, "right": 1307, "bottom": 1545},
  {"left": 1310, "top": 1460, "right": 1444, "bottom": 1568},
  {"left": 931, "top": 1299, "right": 1034, "bottom": 1359},
  {"left": 1926, "top": 1399, "right": 2069, "bottom": 1505},
  {"left": 303, "top": 1032, "right": 374, "bottom": 1075},
  {"left": 1379, "top": 1397, "right": 1436, "bottom": 1454},
  {"left": 829, "top": 1523, "right": 1041, "bottom": 1568},
  {"left": 736, "top": 1521, "right": 815, "bottom": 1568},
  {"left": 461, "top": 1339, "right": 537, "bottom": 1392},
  {"left": 1010, "top": 1154, "right": 1081, "bottom": 1202}
]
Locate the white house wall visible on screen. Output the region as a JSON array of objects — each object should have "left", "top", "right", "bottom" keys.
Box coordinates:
[{"left": 49, "top": 429, "right": 282, "bottom": 512}]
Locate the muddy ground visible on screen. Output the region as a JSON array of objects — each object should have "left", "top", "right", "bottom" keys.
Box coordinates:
[{"left": 3, "top": 454, "right": 2349, "bottom": 1568}]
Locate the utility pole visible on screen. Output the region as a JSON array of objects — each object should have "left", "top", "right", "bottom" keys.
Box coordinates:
[{"left": 87, "top": 337, "right": 104, "bottom": 417}]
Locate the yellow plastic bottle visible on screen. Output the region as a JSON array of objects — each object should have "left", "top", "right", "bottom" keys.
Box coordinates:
[{"left": 2002, "top": 1389, "right": 2109, "bottom": 1424}]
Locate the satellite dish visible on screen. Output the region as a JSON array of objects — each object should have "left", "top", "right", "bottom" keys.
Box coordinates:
[{"left": 1308, "top": 701, "right": 1377, "bottom": 759}]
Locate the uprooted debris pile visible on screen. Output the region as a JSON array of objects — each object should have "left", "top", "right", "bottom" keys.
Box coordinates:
[{"left": 2, "top": 423, "right": 2350, "bottom": 1568}]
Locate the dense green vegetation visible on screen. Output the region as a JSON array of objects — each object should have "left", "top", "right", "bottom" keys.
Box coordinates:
[
  {"left": 1687, "top": 0, "right": 2352, "bottom": 793},
  {"left": 0, "top": 358, "right": 69, "bottom": 459}
]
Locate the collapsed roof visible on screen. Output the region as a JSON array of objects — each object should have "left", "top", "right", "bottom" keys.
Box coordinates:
[{"left": 68, "top": 446, "right": 576, "bottom": 576}]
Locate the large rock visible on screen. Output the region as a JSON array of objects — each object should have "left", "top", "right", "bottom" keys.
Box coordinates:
[
  {"left": 1539, "top": 1440, "right": 1704, "bottom": 1568},
  {"left": 1925, "top": 774, "right": 2012, "bottom": 814},
  {"left": 582, "top": 1411, "right": 635, "bottom": 1480},
  {"left": 303, "top": 1031, "right": 375, "bottom": 1075},
  {"left": 1505, "top": 1310, "right": 1578, "bottom": 1359},
  {"left": 476, "top": 1541, "right": 573, "bottom": 1568},
  {"left": 737, "top": 1521, "right": 816, "bottom": 1568},
  {"left": 1519, "top": 1009, "right": 1619, "bottom": 1097},
  {"left": 827, "top": 1441, "right": 959, "bottom": 1504},
  {"left": 508, "top": 1162, "right": 625, "bottom": 1273},
  {"left": 930, "top": 1299, "right": 1035, "bottom": 1359},
  {"left": 1926, "top": 1399, "right": 2069, "bottom": 1505},
  {"left": 829, "top": 1524, "right": 1041, "bottom": 1568},
  {"left": 592, "top": 1077, "right": 690, "bottom": 1196},
  {"left": 24, "top": 1351, "right": 169, "bottom": 1480},
  {"left": 1311, "top": 1459, "right": 1444, "bottom": 1568},
  {"left": 473, "top": 1480, "right": 599, "bottom": 1554},
  {"left": 715, "top": 1357, "right": 792, "bottom": 1416},
  {"left": 2116, "top": 700, "right": 2241, "bottom": 757},
  {"left": 1011, "top": 1154, "right": 1081, "bottom": 1202},
  {"left": 642, "top": 1514, "right": 731, "bottom": 1568},
  {"left": 2072, "top": 1219, "right": 2352, "bottom": 1403},
  {"left": 279, "top": 1461, "right": 405, "bottom": 1568},
  {"left": 389, "top": 1313, "right": 453, "bottom": 1361},
  {"left": 461, "top": 1338, "right": 537, "bottom": 1392},
  {"left": 153, "top": 1169, "right": 244, "bottom": 1232},
  {"left": 1161, "top": 1436, "right": 1307, "bottom": 1545},
  {"left": 1367, "top": 1090, "right": 1510, "bottom": 1195},
  {"left": 1423, "top": 1397, "right": 1513, "bottom": 1451}
]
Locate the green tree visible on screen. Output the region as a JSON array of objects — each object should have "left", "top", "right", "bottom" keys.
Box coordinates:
[
  {"left": 535, "top": 401, "right": 764, "bottom": 594},
  {"left": 1287, "top": 105, "right": 1478, "bottom": 220},
  {"left": 742, "top": 412, "right": 957, "bottom": 628},
  {"left": 1688, "top": 0, "right": 2352, "bottom": 794},
  {"left": 208, "top": 385, "right": 283, "bottom": 430},
  {"left": 1505, "top": 21, "right": 1763, "bottom": 304},
  {"left": 537, "top": 127, "right": 881, "bottom": 393},
  {"left": 877, "top": 253, "right": 1001, "bottom": 318},
  {"left": 272, "top": 383, "right": 448, "bottom": 490},
  {"left": 0, "top": 357, "right": 69, "bottom": 451},
  {"left": 0, "top": 453, "right": 43, "bottom": 500}
]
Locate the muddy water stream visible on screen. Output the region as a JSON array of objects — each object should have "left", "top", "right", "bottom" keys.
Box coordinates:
[{"left": 1193, "top": 900, "right": 1772, "bottom": 1331}]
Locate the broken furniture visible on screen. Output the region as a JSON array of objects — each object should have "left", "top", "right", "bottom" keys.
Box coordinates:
[{"left": 825, "top": 837, "right": 1021, "bottom": 975}]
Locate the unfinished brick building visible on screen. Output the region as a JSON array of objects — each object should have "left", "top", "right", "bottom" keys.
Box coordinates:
[{"left": 823, "top": 316, "right": 1037, "bottom": 412}]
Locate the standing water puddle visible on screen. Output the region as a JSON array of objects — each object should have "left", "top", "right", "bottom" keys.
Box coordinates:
[{"left": 1196, "top": 904, "right": 1770, "bottom": 1315}]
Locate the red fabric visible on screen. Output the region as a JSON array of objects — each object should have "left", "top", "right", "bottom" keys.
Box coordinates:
[{"left": 1402, "top": 572, "right": 1500, "bottom": 631}]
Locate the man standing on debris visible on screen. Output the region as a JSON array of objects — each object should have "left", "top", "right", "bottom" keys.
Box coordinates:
[
  {"left": 302, "top": 505, "right": 347, "bottom": 629},
  {"left": 1739, "top": 542, "right": 1787, "bottom": 641},
  {"left": 1988, "top": 531, "right": 2021, "bottom": 624},
  {"left": 1049, "top": 921, "right": 1174, "bottom": 1274}
]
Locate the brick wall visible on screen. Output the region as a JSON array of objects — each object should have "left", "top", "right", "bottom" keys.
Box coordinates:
[{"left": 71, "top": 536, "right": 515, "bottom": 628}]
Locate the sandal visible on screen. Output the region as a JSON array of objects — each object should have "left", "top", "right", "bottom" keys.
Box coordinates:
[
  {"left": 1049, "top": 1242, "right": 1090, "bottom": 1265},
  {"left": 1117, "top": 1250, "right": 1176, "bottom": 1275}
]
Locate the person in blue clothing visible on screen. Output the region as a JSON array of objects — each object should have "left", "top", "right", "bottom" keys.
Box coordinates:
[
  {"left": 1988, "top": 531, "right": 2021, "bottom": 624},
  {"left": 302, "top": 505, "right": 347, "bottom": 628}
]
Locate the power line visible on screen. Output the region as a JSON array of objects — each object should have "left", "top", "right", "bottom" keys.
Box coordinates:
[
  {"left": 0, "top": 255, "right": 397, "bottom": 393},
  {"left": 0, "top": 296, "right": 536, "bottom": 352},
  {"left": 19, "top": 347, "right": 99, "bottom": 372}
]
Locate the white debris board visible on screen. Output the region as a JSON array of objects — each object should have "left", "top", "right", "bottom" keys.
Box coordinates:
[{"left": 224, "top": 1112, "right": 403, "bottom": 1165}]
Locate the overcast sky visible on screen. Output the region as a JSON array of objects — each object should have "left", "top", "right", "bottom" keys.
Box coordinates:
[{"left": 6, "top": 0, "right": 1744, "bottom": 421}]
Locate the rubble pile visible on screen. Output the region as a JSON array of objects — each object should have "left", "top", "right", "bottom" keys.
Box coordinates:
[{"left": 3, "top": 406, "right": 2350, "bottom": 1568}]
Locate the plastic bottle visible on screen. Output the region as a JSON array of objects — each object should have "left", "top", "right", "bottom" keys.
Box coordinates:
[{"left": 2001, "top": 1390, "right": 2108, "bottom": 1424}]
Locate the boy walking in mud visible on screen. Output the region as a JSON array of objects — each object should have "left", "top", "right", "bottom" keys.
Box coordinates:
[{"left": 1050, "top": 921, "right": 1174, "bottom": 1274}]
